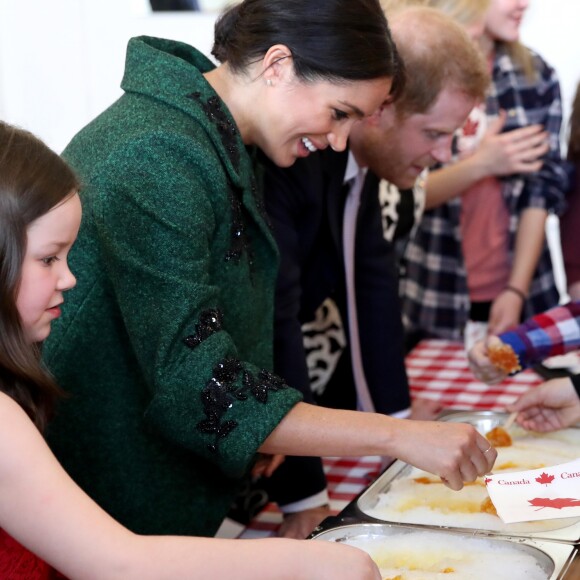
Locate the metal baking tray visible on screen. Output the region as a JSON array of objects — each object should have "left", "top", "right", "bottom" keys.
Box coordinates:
[
  {"left": 311, "top": 522, "right": 577, "bottom": 579},
  {"left": 355, "top": 411, "right": 580, "bottom": 544}
]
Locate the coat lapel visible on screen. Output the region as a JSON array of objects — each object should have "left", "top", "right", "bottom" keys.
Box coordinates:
[{"left": 322, "top": 148, "right": 350, "bottom": 260}]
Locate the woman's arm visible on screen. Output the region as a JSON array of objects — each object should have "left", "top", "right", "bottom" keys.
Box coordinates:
[
  {"left": 488, "top": 207, "right": 548, "bottom": 334},
  {"left": 260, "top": 402, "right": 496, "bottom": 492}
]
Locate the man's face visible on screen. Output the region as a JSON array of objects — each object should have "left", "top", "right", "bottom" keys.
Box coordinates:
[{"left": 351, "top": 86, "right": 477, "bottom": 189}]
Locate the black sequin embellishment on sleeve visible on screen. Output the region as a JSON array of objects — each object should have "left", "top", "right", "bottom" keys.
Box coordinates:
[
  {"left": 184, "top": 308, "right": 223, "bottom": 349},
  {"left": 197, "top": 358, "right": 288, "bottom": 453},
  {"left": 241, "top": 369, "right": 287, "bottom": 404}
]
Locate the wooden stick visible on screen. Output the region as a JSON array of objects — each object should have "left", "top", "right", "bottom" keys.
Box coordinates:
[{"left": 503, "top": 411, "right": 518, "bottom": 431}]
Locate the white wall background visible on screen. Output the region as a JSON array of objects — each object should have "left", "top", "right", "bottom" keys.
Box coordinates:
[
  {"left": 0, "top": 0, "right": 220, "bottom": 151},
  {"left": 520, "top": 1, "right": 579, "bottom": 151}
]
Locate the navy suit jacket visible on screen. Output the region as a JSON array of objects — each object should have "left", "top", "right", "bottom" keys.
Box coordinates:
[{"left": 261, "top": 147, "right": 411, "bottom": 506}]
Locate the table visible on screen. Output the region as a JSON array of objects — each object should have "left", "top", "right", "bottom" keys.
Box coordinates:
[
  {"left": 239, "top": 338, "right": 543, "bottom": 539},
  {"left": 239, "top": 455, "right": 382, "bottom": 539},
  {"left": 406, "top": 338, "right": 542, "bottom": 410}
]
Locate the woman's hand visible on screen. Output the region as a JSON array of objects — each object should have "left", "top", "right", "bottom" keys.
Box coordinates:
[
  {"left": 392, "top": 420, "right": 497, "bottom": 491},
  {"left": 488, "top": 290, "right": 523, "bottom": 335},
  {"left": 508, "top": 378, "right": 580, "bottom": 432},
  {"left": 469, "top": 111, "right": 549, "bottom": 177},
  {"left": 409, "top": 397, "right": 444, "bottom": 420},
  {"left": 277, "top": 505, "right": 333, "bottom": 539},
  {"left": 252, "top": 453, "right": 285, "bottom": 479}
]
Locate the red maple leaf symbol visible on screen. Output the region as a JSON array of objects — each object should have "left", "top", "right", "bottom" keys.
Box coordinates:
[
  {"left": 528, "top": 497, "right": 580, "bottom": 511},
  {"left": 484, "top": 477, "right": 493, "bottom": 485},
  {"left": 462, "top": 117, "right": 479, "bottom": 136},
  {"left": 535, "top": 472, "right": 555, "bottom": 486}
]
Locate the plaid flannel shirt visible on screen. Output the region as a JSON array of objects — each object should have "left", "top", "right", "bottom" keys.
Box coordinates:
[
  {"left": 499, "top": 301, "right": 580, "bottom": 370},
  {"left": 401, "top": 44, "right": 569, "bottom": 341}
]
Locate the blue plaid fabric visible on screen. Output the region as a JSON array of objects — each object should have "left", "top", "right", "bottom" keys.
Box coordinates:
[
  {"left": 499, "top": 301, "right": 580, "bottom": 370},
  {"left": 401, "top": 45, "right": 569, "bottom": 341}
]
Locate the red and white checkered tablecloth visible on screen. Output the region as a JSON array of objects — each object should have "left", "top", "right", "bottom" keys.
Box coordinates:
[
  {"left": 407, "top": 338, "right": 542, "bottom": 410},
  {"left": 239, "top": 455, "right": 382, "bottom": 539},
  {"left": 239, "top": 338, "right": 543, "bottom": 538}
]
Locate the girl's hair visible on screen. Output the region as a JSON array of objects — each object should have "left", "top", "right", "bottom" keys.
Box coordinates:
[
  {"left": 0, "top": 121, "right": 79, "bottom": 431},
  {"left": 505, "top": 42, "right": 535, "bottom": 81},
  {"left": 568, "top": 82, "right": 580, "bottom": 163},
  {"left": 212, "top": 0, "right": 404, "bottom": 97},
  {"left": 426, "top": 0, "right": 489, "bottom": 27},
  {"left": 383, "top": 0, "right": 490, "bottom": 28}
]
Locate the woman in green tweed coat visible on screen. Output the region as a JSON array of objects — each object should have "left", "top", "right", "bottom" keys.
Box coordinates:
[{"left": 44, "top": 0, "right": 496, "bottom": 539}]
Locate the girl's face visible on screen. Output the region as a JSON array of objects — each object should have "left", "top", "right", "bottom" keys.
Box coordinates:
[
  {"left": 257, "top": 70, "right": 391, "bottom": 168},
  {"left": 16, "top": 192, "right": 81, "bottom": 344},
  {"left": 485, "top": 0, "right": 529, "bottom": 43}
]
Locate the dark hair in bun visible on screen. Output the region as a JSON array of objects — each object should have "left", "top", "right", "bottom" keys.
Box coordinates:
[{"left": 212, "top": 0, "right": 403, "bottom": 94}]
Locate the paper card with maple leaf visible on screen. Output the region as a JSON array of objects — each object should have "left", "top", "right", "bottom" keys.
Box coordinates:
[{"left": 485, "top": 458, "right": 580, "bottom": 523}]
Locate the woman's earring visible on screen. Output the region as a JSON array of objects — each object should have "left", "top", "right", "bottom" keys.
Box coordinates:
[{"left": 266, "top": 79, "right": 273, "bottom": 87}]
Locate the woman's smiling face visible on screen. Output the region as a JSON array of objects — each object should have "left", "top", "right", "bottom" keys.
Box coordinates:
[
  {"left": 485, "top": 0, "right": 529, "bottom": 43},
  {"left": 257, "top": 70, "right": 392, "bottom": 168}
]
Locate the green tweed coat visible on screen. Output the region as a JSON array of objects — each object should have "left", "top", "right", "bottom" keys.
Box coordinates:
[{"left": 44, "top": 36, "right": 302, "bottom": 536}]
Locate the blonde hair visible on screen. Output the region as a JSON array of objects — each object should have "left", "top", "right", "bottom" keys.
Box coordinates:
[
  {"left": 505, "top": 42, "right": 535, "bottom": 81},
  {"left": 383, "top": 0, "right": 489, "bottom": 27}
]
